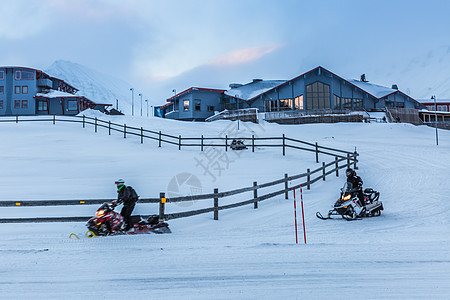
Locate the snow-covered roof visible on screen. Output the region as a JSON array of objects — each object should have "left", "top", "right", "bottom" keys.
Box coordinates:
[
  {"left": 346, "top": 80, "right": 397, "bottom": 99},
  {"left": 36, "top": 90, "right": 78, "bottom": 98},
  {"left": 224, "top": 80, "right": 287, "bottom": 101},
  {"left": 417, "top": 98, "right": 450, "bottom": 104}
]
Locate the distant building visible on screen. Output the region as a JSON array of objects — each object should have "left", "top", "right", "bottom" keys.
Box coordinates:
[
  {"left": 156, "top": 66, "right": 424, "bottom": 121},
  {"left": 418, "top": 98, "right": 450, "bottom": 112},
  {"left": 0, "top": 66, "right": 111, "bottom": 116}
]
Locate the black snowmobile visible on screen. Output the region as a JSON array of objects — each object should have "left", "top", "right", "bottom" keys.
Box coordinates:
[
  {"left": 86, "top": 202, "right": 171, "bottom": 236},
  {"left": 316, "top": 182, "right": 383, "bottom": 221}
]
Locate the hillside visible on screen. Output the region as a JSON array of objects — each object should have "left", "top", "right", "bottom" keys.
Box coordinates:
[{"left": 1, "top": 115, "right": 450, "bottom": 298}]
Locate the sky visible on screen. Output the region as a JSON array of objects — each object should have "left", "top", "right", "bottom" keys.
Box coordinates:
[{"left": 1, "top": 0, "right": 450, "bottom": 104}]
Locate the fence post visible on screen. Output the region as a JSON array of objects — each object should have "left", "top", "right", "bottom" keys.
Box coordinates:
[
  {"left": 178, "top": 135, "right": 181, "bottom": 150},
  {"left": 225, "top": 135, "right": 228, "bottom": 151},
  {"left": 283, "top": 134, "right": 286, "bottom": 156},
  {"left": 140, "top": 127, "right": 143, "bottom": 144},
  {"left": 347, "top": 153, "right": 350, "bottom": 167},
  {"left": 108, "top": 121, "right": 111, "bottom": 135},
  {"left": 214, "top": 188, "right": 219, "bottom": 220},
  {"left": 83, "top": 115, "right": 85, "bottom": 128},
  {"left": 158, "top": 131, "right": 162, "bottom": 147},
  {"left": 253, "top": 181, "right": 258, "bottom": 209},
  {"left": 124, "top": 124, "right": 127, "bottom": 139},
  {"left": 15, "top": 115, "right": 18, "bottom": 123},
  {"left": 322, "top": 162, "right": 326, "bottom": 181},
  {"left": 307, "top": 168, "right": 311, "bottom": 190},
  {"left": 95, "top": 117, "right": 97, "bottom": 133},
  {"left": 353, "top": 151, "right": 358, "bottom": 170},
  {"left": 201, "top": 135, "right": 204, "bottom": 151},
  {"left": 159, "top": 192, "right": 166, "bottom": 220},
  {"left": 285, "top": 173, "right": 289, "bottom": 199},
  {"left": 252, "top": 135, "right": 255, "bottom": 152},
  {"left": 53, "top": 115, "right": 55, "bottom": 125},
  {"left": 315, "top": 142, "right": 319, "bottom": 163},
  {"left": 335, "top": 156, "right": 339, "bottom": 177}
]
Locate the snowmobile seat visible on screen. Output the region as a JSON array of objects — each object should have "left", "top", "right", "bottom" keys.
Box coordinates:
[
  {"left": 147, "top": 215, "right": 160, "bottom": 225},
  {"left": 364, "top": 188, "right": 374, "bottom": 194}
]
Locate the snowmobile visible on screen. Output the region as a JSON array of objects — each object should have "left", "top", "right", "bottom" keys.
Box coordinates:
[
  {"left": 230, "top": 139, "right": 247, "bottom": 150},
  {"left": 86, "top": 202, "right": 171, "bottom": 236},
  {"left": 316, "top": 182, "right": 383, "bottom": 221}
]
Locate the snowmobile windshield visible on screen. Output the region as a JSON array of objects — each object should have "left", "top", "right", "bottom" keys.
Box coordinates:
[{"left": 341, "top": 182, "right": 353, "bottom": 193}]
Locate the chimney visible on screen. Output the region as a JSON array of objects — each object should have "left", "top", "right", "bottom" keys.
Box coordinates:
[
  {"left": 252, "top": 79, "right": 263, "bottom": 83},
  {"left": 391, "top": 84, "right": 398, "bottom": 90},
  {"left": 229, "top": 83, "right": 243, "bottom": 89}
]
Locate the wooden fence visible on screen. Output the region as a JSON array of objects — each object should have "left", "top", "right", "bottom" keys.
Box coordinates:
[
  {"left": 0, "top": 114, "right": 358, "bottom": 223},
  {"left": 0, "top": 115, "right": 357, "bottom": 161}
]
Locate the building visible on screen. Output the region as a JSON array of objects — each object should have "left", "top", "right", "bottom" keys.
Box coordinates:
[
  {"left": 418, "top": 98, "right": 450, "bottom": 112},
  {"left": 156, "top": 66, "right": 424, "bottom": 121},
  {"left": 0, "top": 66, "right": 111, "bottom": 116}
]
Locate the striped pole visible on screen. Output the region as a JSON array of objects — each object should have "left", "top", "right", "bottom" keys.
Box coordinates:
[
  {"left": 300, "top": 185, "right": 307, "bottom": 244},
  {"left": 293, "top": 187, "right": 298, "bottom": 244}
]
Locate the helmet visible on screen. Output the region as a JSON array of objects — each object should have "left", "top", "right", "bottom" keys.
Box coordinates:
[
  {"left": 115, "top": 179, "right": 125, "bottom": 187},
  {"left": 345, "top": 168, "right": 354, "bottom": 177}
]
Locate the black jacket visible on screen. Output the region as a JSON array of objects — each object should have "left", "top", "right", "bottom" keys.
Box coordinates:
[
  {"left": 117, "top": 185, "right": 138, "bottom": 205},
  {"left": 347, "top": 175, "right": 363, "bottom": 190}
]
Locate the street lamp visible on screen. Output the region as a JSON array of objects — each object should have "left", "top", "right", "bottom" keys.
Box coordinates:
[
  {"left": 431, "top": 95, "right": 439, "bottom": 145},
  {"left": 235, "top": 95, "right": 240, "bottom": 131},
  {"left": 139, "top": 93, "right": 143, "bottom": 116},
  {"left": 145, "top": 99, "right": 148, "bottom": 117},
  {"left": 130, "top": 88, "right": 134, "bottom": 116}
]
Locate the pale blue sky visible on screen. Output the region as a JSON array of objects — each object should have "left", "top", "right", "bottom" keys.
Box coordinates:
[{"left": 1, "top": 0, "right": 450, "bottom": 102}]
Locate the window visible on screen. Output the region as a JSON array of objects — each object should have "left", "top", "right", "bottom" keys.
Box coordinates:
[
  {"left": 22, "top": 100, "right": 28, "bottom": 109},
  {"left": 67, "top": 100, "right": 78, "bottom": 111},
  {"left": 15, "top": 70, "right": 34, "bottom": 80},
  {"left": 15, "top": 86, "right": 21, "bottom": 94},
  {"left": 0, "top": 70, "right": 4, "bottom": 80},
  {"left": 207, "top": 105, "right": 215, "bottom": 112},
  {"left": 342, "top": 98, "right": 352, "bottom": 109},
  {"left": 22, "top": 86, "right": 28, "bottom": 94},
  {"left": 38, "top": 101, "right": 48, "bottom": 111},
  {"left": 14, "top": 100, "right": 21, "bottom": 109},
  {"left": 0, "top": 86, "right": 4, "bottom": 94},
  {"left": 279, "top": 99, "right": 293, "bottom": 110},
  {"left": 353, "top": 98, "right": 363, "bottom": 108},
  {"left": 0, "top": 100, "right": 3, "bottom": 109},
  {"left": 194, "top": 99, "right": 201, "bottom": 111},
  {"left": 183, "top": 100, "right": 189, "bottom": 111},
  {"left": 294, "top": 95, "right": 304, "bottom": 110},
  {"left": 333, "top": 95, "right": 341, "bottom": 109},
  {"left": 306, "top": 82, "right": 330, "bottom": 109}
]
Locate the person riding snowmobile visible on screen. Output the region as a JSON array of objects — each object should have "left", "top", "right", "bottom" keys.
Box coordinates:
[
  {"left": 345, "top": 168, "right": 365, "bottom": 208},
  {"left": 112, "top": 179, "right": 139, "bottom": 231}
]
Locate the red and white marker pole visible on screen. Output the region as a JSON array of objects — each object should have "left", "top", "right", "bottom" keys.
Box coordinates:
[
  {"left": 300, "top": 185, "right": 307, "bottom": 244},
  {"left": 293, "top": 187, "right": 299, "bottom": 244}
]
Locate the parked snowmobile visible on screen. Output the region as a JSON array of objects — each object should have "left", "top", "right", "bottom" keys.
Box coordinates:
[
  {"left": 230, "top": 139, "right": 247, "bottom": 150},
  {"left": 86, "top": 202, "right": 171, "bottom": 236},
  {"left": 316, "top": 182, "right": 383, "bottom": 221}
]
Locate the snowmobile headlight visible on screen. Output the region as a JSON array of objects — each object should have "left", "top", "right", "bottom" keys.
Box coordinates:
[
  {"left": 342, "top": 194, "right": 351, "bottom": 201},
  {"left": 96, "top": 209, "right": 105, "bottom": 217}
]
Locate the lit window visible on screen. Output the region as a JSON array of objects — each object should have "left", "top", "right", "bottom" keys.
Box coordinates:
[
  {"left": 15, "top": 86, "right": 21, "bottom": 94},
  {"left": 15, "top": 70, "right": 34, "bottom": 80},
  {"left": 280, "top": 99, "right": 293, "bottom": 110},
  {"left": 67, "top": 100, "right": 78, "bottom": 111},
  {"left": 306, "top": 82, "right": 330, "bottom": 110},
  {"left": 294, "top": 95, "right": 304, "bottom": 110},
  {"left": 22, "top": 86, "right": 28, "bottom": 94},
  {"left": 194, "top": 99, "right": 201, "bottom": 111},
  {"left": 0, "top": 86, "right": 4, "bottom": 94},
  {"left": 183, "top": 100, "right": 189, "bottom": 111},
  {"left": 14, "top": 100, "right": 21, "bottom": 109},
  {"left": 0, "top": 100, "right": 3, "bottom": 109},
  {"left": 22, "top": 100, "right": 28, "bottom": 109}
]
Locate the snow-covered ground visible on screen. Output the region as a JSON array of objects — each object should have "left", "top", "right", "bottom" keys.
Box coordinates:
[{"left": 1, "top": 113, "right": 450, "bottom": 299}]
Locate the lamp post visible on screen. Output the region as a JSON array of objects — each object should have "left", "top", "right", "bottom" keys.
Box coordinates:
[
  {"left": 431, "top": 95, "right": 439, "bottom": 145},
  {"left": 235, "top": 95, "right": 240, "bottom": 130},
  {"left": 139, "top": 93, "right": 143, "bottom": 116},
  {"left": 145, "top": 99, "right": 148, "bottom": 117},
  {"left": 130, "top": 88, "right": 134, "bottom": 116}
]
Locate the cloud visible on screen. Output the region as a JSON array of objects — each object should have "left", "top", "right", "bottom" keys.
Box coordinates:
[{"left": 208, "top": 45, "right": 282, "bottom": 66}]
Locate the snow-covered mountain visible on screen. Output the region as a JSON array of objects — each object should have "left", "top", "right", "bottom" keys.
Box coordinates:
[{"left": 45, "top": 60, "right": 133, "bottom": 114}]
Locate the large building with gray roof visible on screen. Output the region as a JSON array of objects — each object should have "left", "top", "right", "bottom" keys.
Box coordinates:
[{"left": 156, "top": 66, "right": 424, "bottom": 121}]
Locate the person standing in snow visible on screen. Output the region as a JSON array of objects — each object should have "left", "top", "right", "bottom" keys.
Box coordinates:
[
  {"left": 345, "top": 168, "right": 365, "bottom": 207},
  {"left": 112, "top": 179, "right": 139, "bottom": 231}
]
